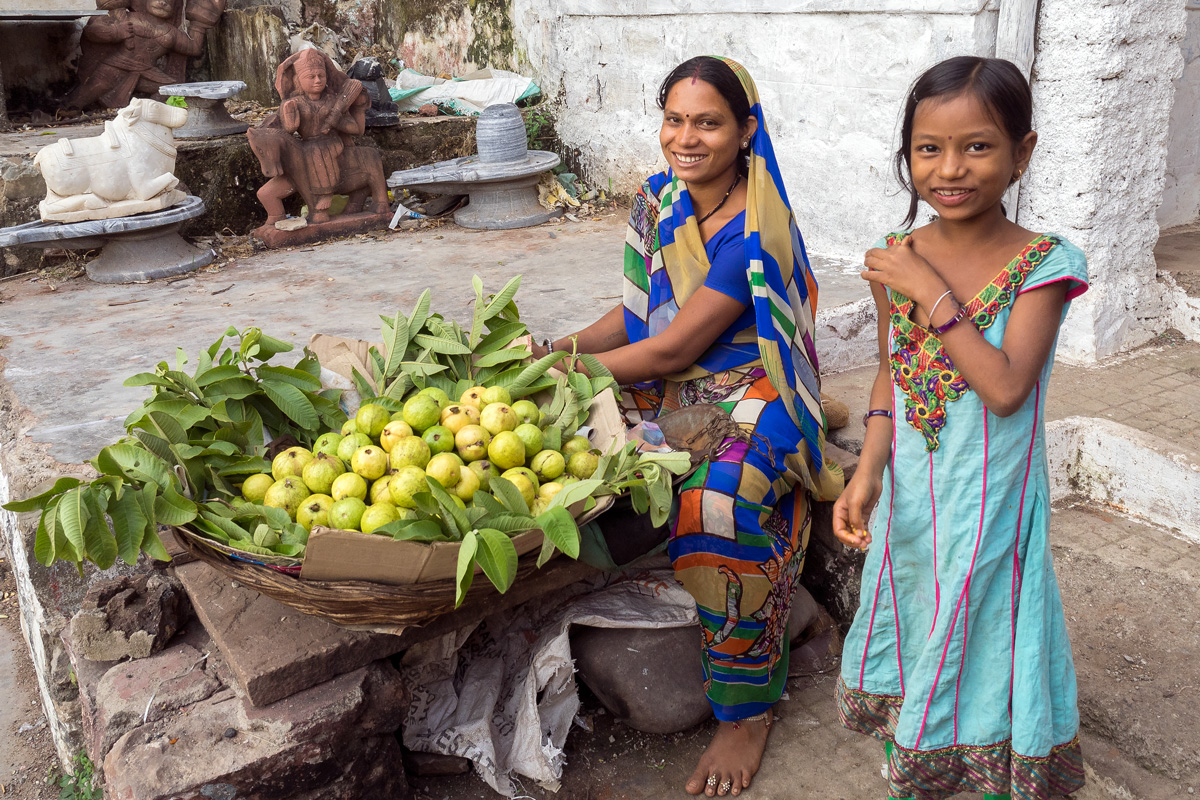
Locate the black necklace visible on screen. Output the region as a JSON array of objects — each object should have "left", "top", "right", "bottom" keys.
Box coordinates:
[{"left": 696, "top": 174, "right": 741, "bottom": 225}]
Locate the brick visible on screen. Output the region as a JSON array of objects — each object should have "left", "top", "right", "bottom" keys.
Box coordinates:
[{"left": 173, "top": 560, "right": 404, "bottom": 706}]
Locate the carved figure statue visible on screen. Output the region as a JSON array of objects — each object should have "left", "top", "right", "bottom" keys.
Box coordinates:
[
  {"left": 35, "top": 98, "right": 188, "bottom": 222},
  {"left": 247, "top": 48, "right": 389, "bottom": 226},
  {"left": 65, "top": 0, "right": 227, "bottom": 110}
]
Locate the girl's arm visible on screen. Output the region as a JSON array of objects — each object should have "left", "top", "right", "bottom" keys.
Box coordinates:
[
  {"left": 832, "top": 281, "right": 893, "bottom": 550},
  {"left": 864, "top": 237, "right": 1066, "bottom": 417}
]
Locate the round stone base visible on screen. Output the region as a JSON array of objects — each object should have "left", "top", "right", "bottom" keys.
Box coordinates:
[{"left": 85, "top": 224, "right": 213, "bottom": 283}]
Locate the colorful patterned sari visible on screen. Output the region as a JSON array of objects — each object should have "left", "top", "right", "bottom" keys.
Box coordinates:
[{"left": 619, "top": 57, "right": 842, "bottom": 721}]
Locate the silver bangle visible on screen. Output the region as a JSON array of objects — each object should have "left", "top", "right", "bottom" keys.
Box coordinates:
[
  {"left": 927, "top": 290, "right": 954, "bottom": 328},
  {"left": 542, "top": 338, "right": 555, "bottom": 353}
]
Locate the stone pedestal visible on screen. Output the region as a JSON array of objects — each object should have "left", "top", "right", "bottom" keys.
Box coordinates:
[
  {"left": 0, "top": 195, "right": 213, "bottom": 283},
  {"left": 159, "top": 81, "right": 250, "bottom": 139}
]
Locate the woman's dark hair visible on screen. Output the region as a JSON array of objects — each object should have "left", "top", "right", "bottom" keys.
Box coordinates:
[
  {"left": 896, "top": 56, "right": 1033, "bottom": 226},
  {"left": 657, "top": 56, "right": 753, "bottom": 176}
]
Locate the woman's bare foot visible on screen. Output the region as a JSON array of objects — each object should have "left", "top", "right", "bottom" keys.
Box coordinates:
[{"left": 685, "top": 710, "right": 773, "bottom": 796}]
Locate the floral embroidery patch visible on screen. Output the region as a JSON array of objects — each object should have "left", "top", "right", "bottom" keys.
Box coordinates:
[{"left": 886, "top": 233, "right": 1061, "bottom": 451}]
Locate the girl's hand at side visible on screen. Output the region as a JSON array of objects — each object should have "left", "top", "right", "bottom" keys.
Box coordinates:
[
  {"left": 862, "top": 236, "right": 945, "bottom": 308},
  {"left": 832, "top": 473, "right": 882, "bottom": 551}
]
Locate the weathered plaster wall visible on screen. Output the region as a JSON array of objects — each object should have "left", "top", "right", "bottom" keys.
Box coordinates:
[
  {"left": 506, "top": 0, "right": 999, "bottom": 260},
  {"left": 1020, "top": 0, "right": 1185, "bottom": 362},
  {"left": 1160, "top": 2, "right": 1200, "bottom": 231}
]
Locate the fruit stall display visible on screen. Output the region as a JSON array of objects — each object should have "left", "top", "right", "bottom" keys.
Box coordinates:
[{"left": 4, "top": 277, "right": 689, "bottom": 609}]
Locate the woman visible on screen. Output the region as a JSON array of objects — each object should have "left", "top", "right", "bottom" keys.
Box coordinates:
[{"left": 533, "top": 56, "right": 842, "bottom": 797}]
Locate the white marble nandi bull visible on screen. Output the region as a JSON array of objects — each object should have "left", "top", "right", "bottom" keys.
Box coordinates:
[{"left": 35, "top": 98, "right": 189, "bottom": 223}]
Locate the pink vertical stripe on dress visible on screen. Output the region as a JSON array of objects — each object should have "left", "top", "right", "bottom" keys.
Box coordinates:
[
  {"left": 929, "top": 450, "right": 940, "bottom": 638},
  {"left": 1009, "top": 382, "right": 1039, "bottom": 709},
  {"left": 858, "top": 421, "right": 898, "bottom": 691},
  {"left": 953, "top": 409, "right": 990, "bottom": 745}
]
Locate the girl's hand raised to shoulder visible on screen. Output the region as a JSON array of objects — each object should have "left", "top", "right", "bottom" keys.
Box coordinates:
[{"left": 862, "top": 236, "right": 945, "bottom": 311}]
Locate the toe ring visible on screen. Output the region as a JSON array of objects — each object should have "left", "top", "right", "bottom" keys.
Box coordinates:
[
  {"left": 707, "top": 775, "right": 718, "bottom": 787},
  {"left": 719, "top": 780, "right": 732, "bottom": 793}
]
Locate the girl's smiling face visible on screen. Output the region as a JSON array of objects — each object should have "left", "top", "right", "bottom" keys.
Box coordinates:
[
  {"left": 659, "top": 78, "right": 755, "bottom": 188},
  {"left": 909, "top": 92, "right": 1036, "bottom": 222}
]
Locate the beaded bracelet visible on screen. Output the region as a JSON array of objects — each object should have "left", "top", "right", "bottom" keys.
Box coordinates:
[
  {"left": 932, "top": 304, "right": 969, "bottom": 335},
  {"left": 541, "top": 338, "right": 556, "bottom": 353},
  {"left": 863, "top": 409, "right": 893, "bottom": 426}
]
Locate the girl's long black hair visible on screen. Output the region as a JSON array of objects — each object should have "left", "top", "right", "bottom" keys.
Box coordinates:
[
  {"left": 897, "top": 56, "right": 1033, "bottom": 226},
  {"left": 657, "top": 56, "right": 753, "bottom": 177}
]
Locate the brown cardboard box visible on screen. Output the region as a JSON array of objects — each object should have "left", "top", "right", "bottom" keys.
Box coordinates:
[{"left": 298, "top": 335, "right": 626, "bottom": 585}]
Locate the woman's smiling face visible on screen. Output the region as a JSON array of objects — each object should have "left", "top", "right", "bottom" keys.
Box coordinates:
[{"left": 659, "top": 78, "right": 751, "bottom": 188}]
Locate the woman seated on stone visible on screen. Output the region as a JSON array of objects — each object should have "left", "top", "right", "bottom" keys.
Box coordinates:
[{"left": 531, "top": 55, "right": 843, "bottom": 796}]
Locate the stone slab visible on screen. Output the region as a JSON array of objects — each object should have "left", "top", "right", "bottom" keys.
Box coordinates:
[
  {"left": 172, "top": 559, "right": 405, "bottom": 707},
  {"left": 252, "top": 209, "right": 392, "bottom": 249},
  {"left": 159, "top": 81, "right": 246, "bottom": 100},
  {"left": 103, "top": 662, "right": 409, "bottom": 800}
]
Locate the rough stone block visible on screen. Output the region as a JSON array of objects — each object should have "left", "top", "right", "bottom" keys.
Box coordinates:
[
  {"left": 103, "top": 662, "right": 409, "bottom": 800},
  {"left": 206, "top": 6, "right": 290, "bottom": 106},
  {"left": 173, "top": 560, "right": 404, "bottom": 706},
  {"left": 68, "top": 573, "right": 189, "bottom": 662},
  {"left": 1, "top": 160, "right": 44, "bottom": 200},
  {"left": 801, "top": 500, "right": 865, "bottom": 630}
]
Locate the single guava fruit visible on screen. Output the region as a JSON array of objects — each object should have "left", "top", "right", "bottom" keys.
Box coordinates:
[
  {"left": 390, "top": 410, "right": 406, "bottom": 422},
  {"left": 441, "top": 403, "right": 479, "bottom": 424},
  {"left": 498, "top": 472, "right": 536, "bottom": 510},
  {"left": 330, "top": 471, "right": 368, "bottom": 501},
  {"left": 389, "top": 465, "right": 427, "bottom": 509},
  {"left": 417, "top": 386, "right": 451, "bottom": 408},
  {"left": 480, "top": 386, "right": 511, "bottom": 408},
  {"left": 561, "top": 435, "right": 591, "bottom": 458},
  {"left": 455, "top": 465, "right": 481, "bottom": 501},
  {"left": 302, "top": 452, "right": 346, "bottom": 495},
  {"left": 271, "top": 447, "right": 314, "bottom": 481},
  {"left": 389, "top": 435, "right": 432, "bottom": 470},
  {"left": 468, "top": 460, "right": 500, "bottom": 491},
  {"left": 440, "top": 408, "right": 476, "bottom": 435},
  {"left": 313, "top": 432, "right": 344, "bottom": 458},
  {"left": 422, "top": 425, "right": 455, "bottom": 455},
  {"left": 531, "top": 497, "right": 550, "bottom": 517},
  {"left": 355, "top": 403, "right": 391, "bottom": 440},
  {"left": 559, "top": 475, "right": 580, "bottom": 486},
  {"left": 454, "top": 424, "right": 491, "bottom": 462},
  {"left": 538, "top": 481, "right": 565, "bottom": 503},
  {"left": 568, "top": 450, "right": 601, "bottom": 479},
  {"left": 513, "top": 423, "right": 544, "bottom": 460},
  {"left": 297, "top": 494, "right": 334, "bottom": 531},
  {"left": 426, "top": 452, "right": 463, "bottom": 489},
  {"left": 402, "top": 394, "right": 441, "bottom": 432},
  {"left": 379, "top": 420, "right": 414, "bottom": 452},
  {"left": 263, "top": 477, "right": 311, "bottom": 520},
  {"left": 530, "top": 450, "right": 566, "bottom": 482},
  {"left": 369, "top": 475, "right": 394, "bottom": 504},
  {"left": 361, "top": 502, "right": 400, "bottom": 534},
  {"left": 488, "top": 430, "right": 526, "bottom": 470},
  {"left": 459, "top": 386, "right": 487, "bottom": 409},
  {"left": 336, "top": 432, "right": 373, "bottom": 463},
  {"left": 511, "top": 399, "right": 541, "bottom": 426},
  {"left": 480, "top": 403, "right": 518, "bottom": 435},
  {"left": 351, "top": 445, "right": 389, "bottom": 481},
  {"left": 503, "top": 466, "right": 539, "bottom": 490},
  {"left": 329, "top": 497, "right": 367, "bottom": 531},
  {"left": 340, "top": 418, "right": 359, "bottom": 436},
  {"left": 241, "top": 473, "right": 275, "bottom": 503}
]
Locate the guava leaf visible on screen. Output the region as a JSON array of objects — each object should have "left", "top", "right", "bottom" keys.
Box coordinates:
[
  {"left": 535, "top": 534, "right": 556, "bottom": 568},
  {"left": 469, "top": 275, "right": 486, "bottom": 348},
  {"left": 141, "top": 526, "right": 172, "bottom": 562},
  {"left": 470, "top": 491, "right": 506, "bottom": 515},
  {"left": 1, "top": 477, "right": 81, "bottom": 513},
  {"left": 407, "top": 289, "right": 432, "bottom": 342},
  {"left": 193, "top": 365, "right": 245, "bottom": 387},
  {"left": 454, "top": 531, "right": 478, "bottom": 608},
  {"left": 256, "top": 364, "right": 321, "bottom": 392},
  {"left": 576, "top": 352, "right": 614, "bottom": 381},
  {"left": 260, "top": 379, "right": 319, "bottom": 431},
  {"left": 57, "top": 488, "right": 89, "bottom": 563},
  {"left": 507, "top": 352, "right": 568, "bottom": 393},
  {"left": 383, "top": 373, "right": 414, "bottom": 401},
  {"left": 472, "top": 347, "right": 530, "bottom": 369},
  {"left": 164, "top": 370, "right": 204, "bottom": 400},
  {"left": 123, "top": 373, "right": 175, "bottom": 389},
  {"left": 253, "top": 333, "right": 293, "bottom": 360},
  {"left": 131, "top": 430, "right": 173, "bottom": 465},
  {"left": 95, "top": 444, "right": 174, "bottom": 489},
  {"left": 201, "top": 376, "right": 260, "bottom": 401},
  {"left": 475, "top": 320, "right": 528, "bottom": 355},
  {"left": 378, "top": 520, "right": 446, "bottom": 542},
  {"left": 549, "top": 478, "right": 604, "bottom": 510},
  {"left": 33, "top": 502, "right": 56, "bottom": 565},
  {"left": 630, "top": 484, "right": 650, "bottom": 515},
  {"left": 482, "top": 275, "right": 522, "bottom": 320},
  {"left": 413, "top": 334, "right": 472, "bottom": 356},
  {"left": 153, "top": 483, "right": 197, "bottom": 526},
  {"left": 82, "top": 491, "right": 118, "bottom": 570},
  {"left": 198, "top": 508, "right": 251, "bottom": 542},
  {"left": 475, "top": 528, "right": 518, "bottom": 594},
  {"left": 350, "top": 367, "right": 377, "bottom": 399},
  {"left": 480, "top": 512, "right": 536, "bottom": 533},
  {"left": 296, "top": 349, "right": 321, "bottom": 379},
  {"left": 368, "top": 346, "right": 386, "bottom": 386},
  {"left": 489, "top": 477, "right": 529, "bottom": 514},
  {"left": 398, "top": 361, "right": 449, "bottom": 376},
  {"left": 424, "top": 478, "right": 469, "bottom": 537},
  {"left": 109, "top": 491, "right": 149, "bottom": 564},
  {"left": 536, "top": 505, "right": 580, "bottom": 559},
  {"left": 542, "top": 426, "right": 562, "bottom": 451},
  {"left": 381, "top": 310, "right": 409, "bottom": 377}
]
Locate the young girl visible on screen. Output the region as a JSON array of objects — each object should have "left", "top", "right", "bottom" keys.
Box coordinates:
[{"left": 832, "top": 56, "right": 1088, "bottom": 800}]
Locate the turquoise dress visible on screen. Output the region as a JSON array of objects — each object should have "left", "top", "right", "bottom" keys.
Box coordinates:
[{"left": 837, "top": 233, "right": 1089, "bottom": 800}]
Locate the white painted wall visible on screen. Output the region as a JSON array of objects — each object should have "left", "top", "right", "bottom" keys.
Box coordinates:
[
  {"left": 1159, "top": 2, "right": 1200, "bottom": 231},
  {"left": 1021, "top": 0, "right": 1185, "bottom": 362}
]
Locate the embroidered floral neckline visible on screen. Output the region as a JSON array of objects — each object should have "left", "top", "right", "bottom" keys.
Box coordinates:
[{"left": 887, "top": 232, "right": 1061, "bottom": 451}]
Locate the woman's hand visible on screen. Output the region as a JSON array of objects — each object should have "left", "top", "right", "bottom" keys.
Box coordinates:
[
  {"left": 832, "top": 473, "right": 882, "bottom": 551},
  {"left": 862, "top": 237, "right": 945, "bottom": 310}
]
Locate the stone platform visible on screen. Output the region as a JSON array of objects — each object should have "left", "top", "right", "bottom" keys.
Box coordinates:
[{"left": 0, "top": 114, "right": 477, "bottom": 275}]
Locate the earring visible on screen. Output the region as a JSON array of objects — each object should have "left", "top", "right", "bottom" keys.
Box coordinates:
[
  {"left": 1014, "top": 168, "right": 1024, "bottom": 181},
  {"left": 742, "top": 141, "right": 749, "bottom": 149}
]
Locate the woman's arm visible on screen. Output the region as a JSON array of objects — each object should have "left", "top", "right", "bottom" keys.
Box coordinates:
[
  {"left": 832, "top": 281, "right": 893, "bottom": 549},
  {"left": 863, "top": 237, "right": 1066, "bottom": 417},
  {"left": 533, "top": 302, "right": 628, "bottom": 358}
]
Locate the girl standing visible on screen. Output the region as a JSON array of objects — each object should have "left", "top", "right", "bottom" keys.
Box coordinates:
[{"left": 832, "top": 56, "right": 1088, "bottom": 800}]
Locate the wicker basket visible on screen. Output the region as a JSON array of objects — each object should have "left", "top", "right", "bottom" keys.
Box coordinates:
[{"left": 173, "top": 525, "right": 553, "bottom": 627}]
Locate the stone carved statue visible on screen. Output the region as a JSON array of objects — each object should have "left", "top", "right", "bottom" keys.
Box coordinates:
[
  {"left": 65, "top": 0, "right": 227, "bottom": 110},
  {"left": 35, "top": 98, "right": 188, "bottom": 222},
  {"left": 247, "top": 49, "right": 389, "bottom": 227}
]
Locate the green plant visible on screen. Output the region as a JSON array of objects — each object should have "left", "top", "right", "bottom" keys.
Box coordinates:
[
  {"left": 48, "top": 752, "right": 102, "bottom": 800},
  {"left": 523, "top": 106, "right": 555, "bottom": 150}
]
